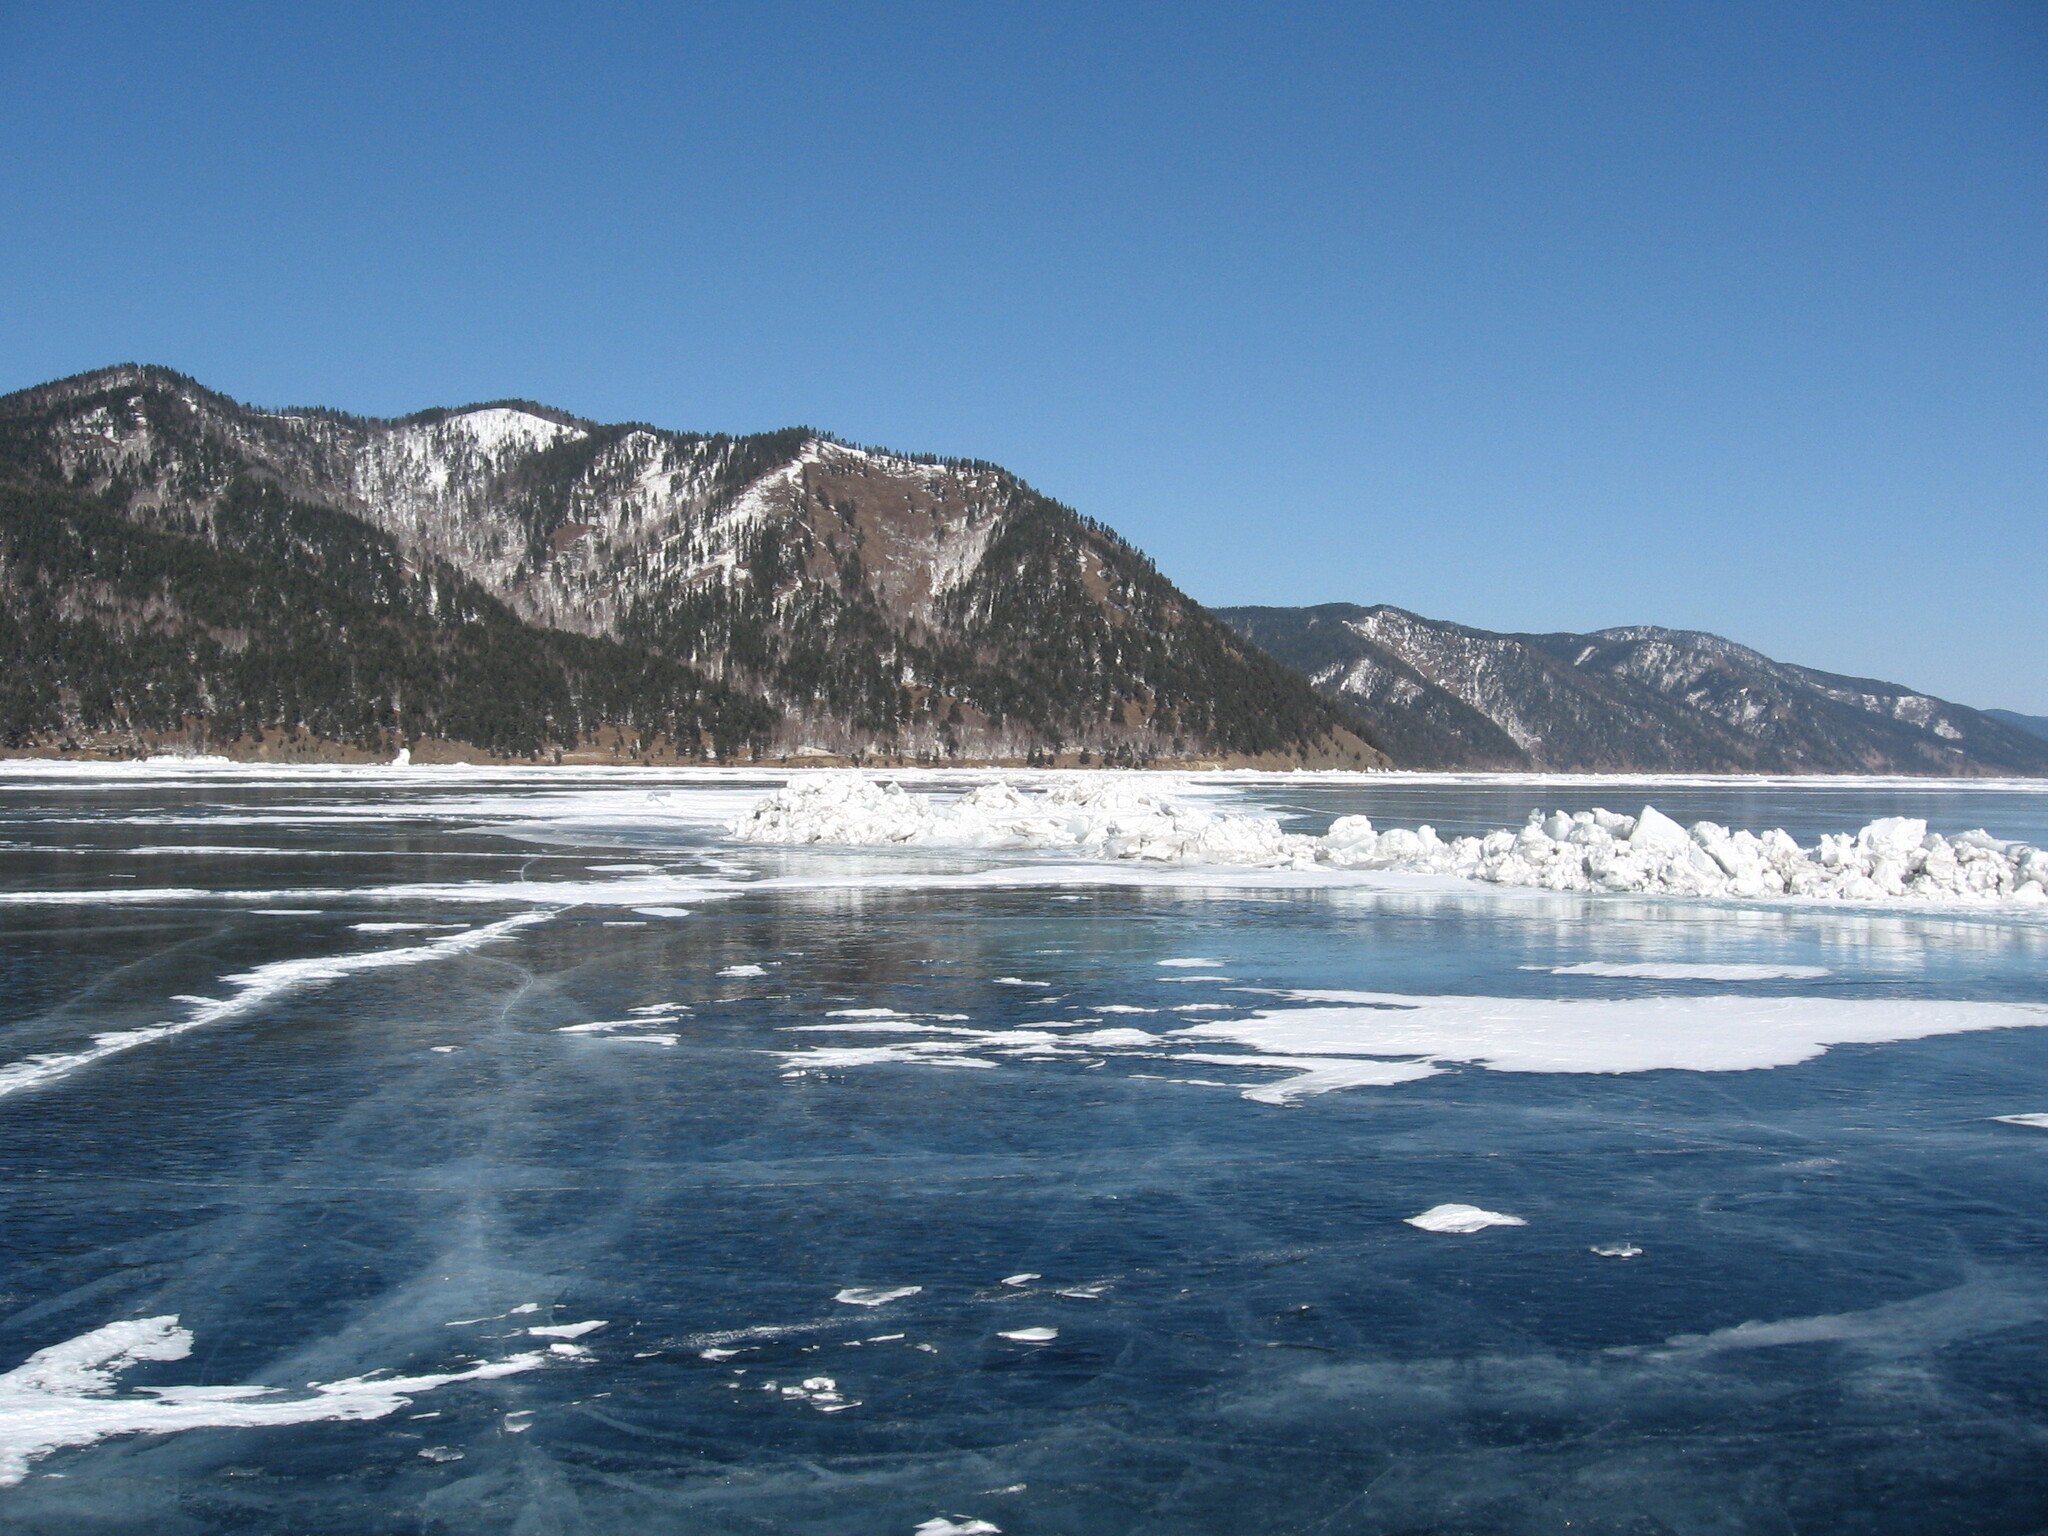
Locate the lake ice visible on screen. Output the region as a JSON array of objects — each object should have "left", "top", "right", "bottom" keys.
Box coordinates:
[{"left": 1, "top": 762, "right": 2046, "bottom": 1534}]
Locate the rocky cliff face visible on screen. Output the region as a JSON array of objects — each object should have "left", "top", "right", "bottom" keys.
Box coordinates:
[
  {"left": 0, "top": 366, "right": 1380, "bottom": 766},
  {"left": 1216, "top": 603, "right": 2048, "bottom": 776}
]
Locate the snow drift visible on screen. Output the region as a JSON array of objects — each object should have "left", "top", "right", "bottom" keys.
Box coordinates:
[{"left": 727, "top": 774, "right": 2048, "bottom": 905}]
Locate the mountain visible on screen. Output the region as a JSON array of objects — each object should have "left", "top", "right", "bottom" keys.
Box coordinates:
[
  {"left": 1215, "top": 603, "right": 2048, "bottom": 776},
  {"left": 1986, "top": 710, "right": 2048, "bottom": 745},
  {"left": 0, "top": 366, "right": 1382, "bottom": 767}
]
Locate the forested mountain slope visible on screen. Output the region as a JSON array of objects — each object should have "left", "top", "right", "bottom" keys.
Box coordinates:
[
  {"left": 1217, "top": 604, "right": 2048, "bottom": 776},
  {"left": 0, "top": 367, "right": 1381, "bottom": 766},
  {"left": 1987, "top": 710, "right": 2048, "bottom": 746}
]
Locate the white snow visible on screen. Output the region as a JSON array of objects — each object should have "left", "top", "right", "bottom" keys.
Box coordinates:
[
  {"left": 726, "top": 774, "right": 2048, "bottom": 906},
  {"left": 766, "top": 982, "right": 2048, "bottom": 1104},
  {"left": 0, "top": 1315, "right": 547, "bottom": 1486},
  {"left": 1405, "top": 1204, "right": 1526, "bottom": 1234},
  {"left": 1544, "top": 963, "right": 1832, "bottom": 980},
  {"left": 780, "top": 1043, "right": 998, "bottom": 1072},
  {"left": 1062, "top": 1028, "right": 1158, "bottom": 1047},
  {"left": 0, "top": 912, "right": 549, "bottom": 1100},
  {"left": 1167, "top": 1052, "right": 1441, "bottom": 1104},
  {"left": 526, "top": 1321, "right": 606, "bottom": 1340},
  {"left": 1170, "top": 989, "right": 2048, "bottom": 1094}
]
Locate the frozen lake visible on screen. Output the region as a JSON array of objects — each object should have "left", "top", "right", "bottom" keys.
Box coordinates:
[{"left": 2, "top": 763, "right": 2047, "bottom": 1534}]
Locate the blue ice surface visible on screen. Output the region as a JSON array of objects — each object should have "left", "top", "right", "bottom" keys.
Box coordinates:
[{"left": 0, "top": 768, "right": 2045, "bottom": 1535}]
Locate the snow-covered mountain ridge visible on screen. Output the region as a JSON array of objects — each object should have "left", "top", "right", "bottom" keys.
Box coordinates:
[
  {"left": 0, "top": 366, "right": 1376, "bottom": 766},
  {"left": 1216, "top": 603, "right": 2048, "bottom": 776}
]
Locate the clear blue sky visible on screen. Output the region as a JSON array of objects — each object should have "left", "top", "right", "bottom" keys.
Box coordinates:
[{"left": 4, "top": 2, "right": 2043, "bottom": 710}]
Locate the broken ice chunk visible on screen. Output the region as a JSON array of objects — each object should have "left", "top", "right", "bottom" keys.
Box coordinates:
[
  {"left": 1405, "top": 1204, "right": 1526, "bottom": 1234},
  {"left": 835, "top": 1286, "right": 922, "bottom": 1307},
  {"left": 527, "top": 1320, "right": 606, "bottom": 1340}
]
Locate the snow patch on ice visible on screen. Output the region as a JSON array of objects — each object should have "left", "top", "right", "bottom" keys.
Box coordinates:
[
  {"left": 0, "top": 1315, "right": 547, "bottom": 1486},
  {"left": 779, "top": 1042, "right": 999, "bottom": 1073},
  {"left": 0, "top": 912, "right": 549, "bottom": 1101},
  {"left": 526, "top": 1321, "right": 605, "bottom": 1340},
  {"left": 763, "top": 981, "right": 2048, "bottom": 1106},
  {"left": 1171, "top": 990, "right": 2048, "bottom": 1085},
  {"left": 835, "top": 1287, "right": 922, "bottom": 1307},
  {"left": 1544, "top": 962, "right": 1832, "bottom": 980},
  {"left": 1406, "top": 1204, "right": 1526, "bottom": 1234},
  {"left": 1169, "top": 1052, "right": 1440, "bottom": 1104}
]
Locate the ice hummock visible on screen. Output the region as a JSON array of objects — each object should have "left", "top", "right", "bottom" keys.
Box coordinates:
[
  {"left": 726, "top": 774, "right": 2048, "bottom": 905},
  {"left": 728, "top": 774, "right": 1319, "bottom": 867},
  {"left": 1321, "top": 807, "right": 2048, "bottom": 903}
]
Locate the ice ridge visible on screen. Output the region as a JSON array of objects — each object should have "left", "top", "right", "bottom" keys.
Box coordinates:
[
  {"left": 730, "top": 773, "right": 1315, "bottom": 867},
  {"left": 727, "top": 774, "right": 2048, "bottom": 905}
]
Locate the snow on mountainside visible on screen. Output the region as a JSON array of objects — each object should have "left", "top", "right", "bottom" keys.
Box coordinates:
[
  {"left": 1216, "top": 604, "right": 2048, "bottom": 777},
  {"left": 0, "top": 366, "right": 1377, "bottom": 766}
]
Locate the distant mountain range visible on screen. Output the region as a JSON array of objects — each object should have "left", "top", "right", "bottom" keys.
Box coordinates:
[
  {"left": 2, "top": 365, "right": 2035, "bottom": 776},
  {"left": 1215, "top": 604, "right": 2048, "bottom": 776},
  {"left": 0, "top": 366, "right": 1377, "bottom": 767}
]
